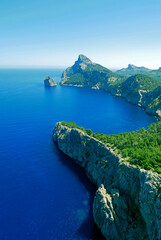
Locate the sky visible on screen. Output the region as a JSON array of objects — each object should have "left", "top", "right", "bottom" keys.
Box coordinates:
[{"left": 0, "top": 0, "right": 161, "bottom": 69}]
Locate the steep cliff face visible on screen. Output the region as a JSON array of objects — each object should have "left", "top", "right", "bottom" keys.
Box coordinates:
[
  {"left": 61, "top": 55, "right": 161, "bottom": 118},
  {"left": 119, "top": 74, "right": 161, "bottom": 110},
  {"left": 142, "top": 86, "right": 161, "bottom": 117},
  {"left": 53, "top": 122, "right": 161, "bottom": 240}
]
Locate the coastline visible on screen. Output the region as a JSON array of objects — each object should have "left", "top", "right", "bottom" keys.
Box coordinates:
[
  {"left": 60, "top": 82, "right": 161, "bottom": 120},
  {"left": 53, "top": 122, "right": 161, "bottom": 240}
]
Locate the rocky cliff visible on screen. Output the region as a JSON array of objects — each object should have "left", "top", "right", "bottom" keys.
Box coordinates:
[
  {"left": 61, "top": 55, "right": 161, "bottom": 118},
  {"left": 53, "top": 122, "right": 161, "bottom": 240}
]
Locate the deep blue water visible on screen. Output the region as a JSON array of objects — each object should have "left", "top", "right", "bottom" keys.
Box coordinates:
[{"left": 0, "top": 69, "right": 157, "bottom": 240}]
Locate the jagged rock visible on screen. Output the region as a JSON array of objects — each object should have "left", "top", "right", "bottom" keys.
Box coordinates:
[
  {"left": 44, "top": 76, "right": 57, "bottom": 87},
  {"left": 53, "top": 122, "right": 161, "bottom": 240},
  {"left": 93, "top": 185, "right": 148, "bottom": 240}
]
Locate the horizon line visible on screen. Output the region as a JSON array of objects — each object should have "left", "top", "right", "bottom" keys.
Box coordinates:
[
  {"left": 0, "top": 65, "right": 67, "bottom": 69},
  {"left": 0, "top": 64, "right": 160, "bottom": 71}
]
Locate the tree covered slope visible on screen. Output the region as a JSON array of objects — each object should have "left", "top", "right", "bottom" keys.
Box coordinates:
[
  {"left": 61, "top": 121, "right": 161, "bottom": 174},
  {"left": 61, "top": 54, "right": 126, "bottom": 87},
  {"left": 61, "top": 55, "right": 161, "bottom": 117}
]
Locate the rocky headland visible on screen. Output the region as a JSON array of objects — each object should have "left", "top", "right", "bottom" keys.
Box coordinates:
[
  {"left": 61, "top": 55, "right": 161, "bottom": 118},
  {"left": 53, "top": 122, "right": 161, "bottom": 240},
  {"left": 44, "top": 76, "right": 57, "bottom": 87}
]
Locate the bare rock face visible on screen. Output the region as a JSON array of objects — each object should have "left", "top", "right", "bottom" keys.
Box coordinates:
[
  {"left": 44, "top": 76, "right": 57, "bottom": 87},
  {"left": 53, "top": 122, "right": 161, "bottom": 240},
  {"left": 93, "top": 185, "right": 149, "bottom": 240}
]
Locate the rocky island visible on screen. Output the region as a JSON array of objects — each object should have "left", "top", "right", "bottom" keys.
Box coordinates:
[
  {"left": 61, "top": 55, "right": 161, "bottom": 118},
  {"left": 44, "top": 76, "right": 57, "bottom": 87},
  {"left": 53, "top": 121, "right": 161, "bottom": 240}
]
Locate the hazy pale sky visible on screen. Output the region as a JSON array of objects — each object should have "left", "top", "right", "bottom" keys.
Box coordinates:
[{"left": 0, "top": 0, "right": 161, "bottom": 69}]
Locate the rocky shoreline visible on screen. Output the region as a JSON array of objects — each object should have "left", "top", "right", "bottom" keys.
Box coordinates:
[
  {"left": 61, "top": 81, "right": 160, "bottom": 118},
  {"left": 60, "top": 81, "right": 161, "bottom": 119},
  {"left": 53, "top": 122, "right": 161, "bottom": 240}
]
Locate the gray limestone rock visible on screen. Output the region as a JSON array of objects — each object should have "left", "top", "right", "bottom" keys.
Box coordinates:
[
  {"left": 53, "top": 122, "right": 161, "bottom": 240},
  {"left": 44, "top": 76, "right": 57, "bottom": 87}
]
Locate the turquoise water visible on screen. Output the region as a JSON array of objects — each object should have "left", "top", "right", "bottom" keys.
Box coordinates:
[{"left": 0, "top": 69, "right": 157, "bottom": 240}]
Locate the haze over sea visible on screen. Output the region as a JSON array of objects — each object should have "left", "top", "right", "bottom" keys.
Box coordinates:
[{"left": 0, "top": 69, "right": 157, "bottom": 240}]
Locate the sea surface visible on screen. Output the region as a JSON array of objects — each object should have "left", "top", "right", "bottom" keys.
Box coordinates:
[{"left": 0, "top": 69, "right": 157, "bottom": 240}]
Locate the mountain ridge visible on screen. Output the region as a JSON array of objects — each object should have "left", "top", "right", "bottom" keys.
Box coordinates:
[
  {"left": 61, "top": 55, "right": 161, "bottom": 118},
  {"left": 118, "top": 64, "right": 151, "bottom": 73},
  {"left": 117, "top": 64, "right": 161, "bottom": 80}
]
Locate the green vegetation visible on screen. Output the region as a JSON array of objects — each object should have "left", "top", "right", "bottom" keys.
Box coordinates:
[
  {"left": 121, "top": 74, "right": 161, "bottom": 92},
  {"left": 63, "top": 73, "right": 87, "bottom": 85},
  {"left": 61, "top": 54, "right": 127, "bottom": 87},
  {"left": 65, "top": 68, "right": 125, "bottom": 87},
  {"left": 117, "top": 65, "right": 161, "bottom": 81},
  {"left": 149, "top": 96, "right": 161, "bottom": 109},
  {"left": 62, "top": 55, "right": 161, "bottom": 93},
  {"left": 61, "top": 121, "right": 161, "bottom": 174},
  {"left": 85, "top": 63, "right": 112, "bottom": 73},
  {"left": 62, "top": 55, "right": 161, "bottom": 117},
  {"left": 61, "top": 121, "right": 85, "bottom": 131}
]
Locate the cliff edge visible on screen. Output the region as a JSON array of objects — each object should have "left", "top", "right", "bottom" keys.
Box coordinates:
[{"left": 53, "top": 122, "right": 161, "bottom": 240}]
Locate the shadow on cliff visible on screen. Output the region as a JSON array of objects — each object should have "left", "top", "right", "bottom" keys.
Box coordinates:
[{"left": 52, "top": 141, "right": 104, "bottom": 240}]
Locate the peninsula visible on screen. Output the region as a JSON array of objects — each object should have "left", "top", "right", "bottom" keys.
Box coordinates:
[
  {"left": 61, "top": 55, "right": 161, "bottom": 118},
  {"left": 53, "top": 121, "right": 161, "bottom": 240}
]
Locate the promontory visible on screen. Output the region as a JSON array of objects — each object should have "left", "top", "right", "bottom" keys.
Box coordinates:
[
  {"left": 53, "top": 121, "right": 161, "bottom": 240},
  {"left": 61, "top": 55, "right": 161, "bottom": 118}
]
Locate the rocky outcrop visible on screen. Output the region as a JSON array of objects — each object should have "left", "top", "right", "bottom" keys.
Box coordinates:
[
  {"left": 44, "top": 76, "right": 57, "bottom": 87},
  {"left": 53, "top": 122, "right": 161, "bottom": 240}
]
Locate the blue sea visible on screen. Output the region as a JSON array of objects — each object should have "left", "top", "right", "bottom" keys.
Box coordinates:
[{"left": 0, "top": 69, "right": 157, "bottom": 240}]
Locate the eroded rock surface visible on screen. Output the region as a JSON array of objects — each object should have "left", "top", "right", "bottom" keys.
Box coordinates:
[{"left": 53, "top": 122, "right": 161, "bottom": 240}]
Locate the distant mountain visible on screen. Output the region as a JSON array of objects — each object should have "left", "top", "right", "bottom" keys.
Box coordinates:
[
  {"left": 117, "top": 64, "right": 161, "bottom": 81},
  {"left": 61, "top": 54, "right": 126, "bottom": 87},
  {"left": 117, "top": 64, "right": 151, "bottom": 73},
  {"left": 61, "top": 55, "right": 161, "bottom": 117}
]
